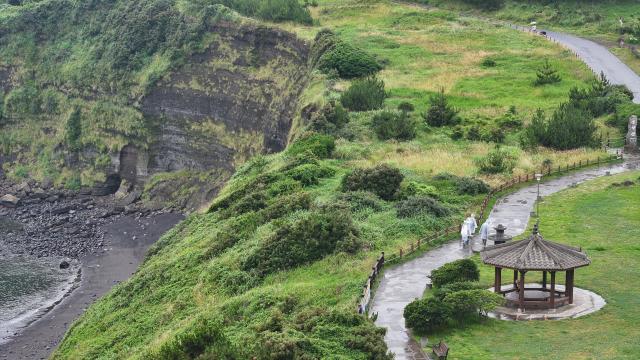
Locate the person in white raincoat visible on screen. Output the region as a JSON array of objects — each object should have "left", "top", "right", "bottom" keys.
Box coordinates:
[
  {"left": 479, "top": 219, "right": 490, "bottom": 247},
  {"left": 465, "top": 214, "right": 478, "bottom": 235},
  {"left": 460, "top": 221, "right": 470, "bottom": 248}
]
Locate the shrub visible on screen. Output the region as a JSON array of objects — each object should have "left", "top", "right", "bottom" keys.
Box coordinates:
[
  {"left": 397, "top": 102, "right": 415, "bottom": 113},
  {"left": 286, "top": 163, "right": 335, "bottom": 187},
  {"left": 261, "top": 192, "right": 312, "bottom": 221},
  {"left": 481, "top": 58, "right": 497, "bottom": 67},
  {"left": 465, "top": 125, "right": 481, "bottom": 141},
  {"left": 151, "top": 316, "right": 234, "bottom": 359},
  {"left": 455, "top": 177, "right": 490, "bottom": 195},
  {"left": 430, "top": 259, "right": 480, "bottom": 288},
  {"left": 569, "top": 74, "right": 631, "bottom": 117},
  {"left": 443, "top": 290, "right": 504, "bottom": 321},
  {"left": 337, "top": 191, "right": 384, "bottom": 212},
  {"left": 340, "top": 77, "right": 386, "bottom": 111},
  {"left": 534, "top": 59, "right": 562, "bottom": 86},
  {"left": 462, "top": 0, "right": 504, "bottom": 10},
  {"left": 497, "top": 106, "right": 523, "bottom": 129},
  {"left": 481, "top": 126, "right": 505, "bottom": 143},
  {"left": 403, "top": 297, "right": 450, "bottom": 334},
  {"left": 267, "top": 177, "right": 302, "bottom": 197},
  {"left": 65, "top": 107, "right": 82, "bottom": 151},
  {"left": 400, "top": 181, "right": 439, "bottom": 199},
  {"left": 244, "top": 204, "right": 360, "bottom": 276},
  {"left": 372, "top": 110, "right": 416, "bottom": 141},
  {"left": 424, "top": 89, "right": 459, "bottom": 127},
  {"left": 433, "top": 281, "right": 486, "bottom": 300},
  {"left": 341, "top": 164, "right": 404, "bottom": 200},
  {"left": 395, "top": 196, "right": 450, "bottom": 218},
  {"left": 475, "top": 147, "right": 518, "bottom": 174},
  {"left": 318, "top": 36, "right": 382, "bottom": 78},
  {"left": 287, "top": 133, "right": 336, "bottom": 159},
  {"left": 522, "top": 104, "right": 597, "bottom": 151},
  {"left": 309, "top": 101, "right": 350, "bottom": 135},
  {"left": 450, "top": 125, "right": 464, "bottom": 140},
  {"left": 255, "top": 0, "right": 313, "bottom": 24}
]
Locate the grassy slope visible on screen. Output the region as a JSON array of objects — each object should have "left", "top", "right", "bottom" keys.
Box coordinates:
[
  {"left": 54, "top": 1, "right": 619, "bottom": 358},
  {"left": 428, "top": 171, "right": 640, "bottom": 359}
]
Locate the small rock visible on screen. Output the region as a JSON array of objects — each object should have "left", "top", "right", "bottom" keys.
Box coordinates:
[
  {"left": 59, "top": 260, "right": 70, "bottom": 269},
  {"left": 0, "top": 194, "right": 20, "bottom": 208}
]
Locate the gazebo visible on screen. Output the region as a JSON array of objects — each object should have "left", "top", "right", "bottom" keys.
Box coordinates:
[{"left": 480, "top": 225, "right": 590, "bottom": 310}]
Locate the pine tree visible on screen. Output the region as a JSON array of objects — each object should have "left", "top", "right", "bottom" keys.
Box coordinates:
[
  {"left": 424, "top": 89, "right": 459, "bottom": 127},
  {"left": 534, "top": 59, "right": 562, "bottom": 86}
]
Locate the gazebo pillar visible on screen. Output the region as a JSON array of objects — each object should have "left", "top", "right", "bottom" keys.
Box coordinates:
[
  {"left": 518, "top": 270, "right": 526, "bottom": 309},
  {"left": 494, "top": 267, "right": 502, "bottom": 294},
  {"left": 542, "top": 271, "right": 547, "bottom": 289},
  {"left": 550, "top": 271, "right": 556, "bottom": 308},
  {"left": 513, "top": 270, "right": 518, "bottom": 290},
  {"left": 566, "top": 269, "right": 575, "bottom": 304}
]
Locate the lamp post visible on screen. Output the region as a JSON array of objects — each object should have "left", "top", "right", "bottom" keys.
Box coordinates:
[{"left": 535, "top": 173, "right": 543, "bottom": 220}]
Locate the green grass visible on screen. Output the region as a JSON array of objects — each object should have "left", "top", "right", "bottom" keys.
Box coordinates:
[{"left": 426, "top": 170, "right": 640, "bottom": 359}]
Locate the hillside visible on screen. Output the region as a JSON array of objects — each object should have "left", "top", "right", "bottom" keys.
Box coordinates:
[{"left": 39, "top": 0, "right": 637, "bottom": 358}]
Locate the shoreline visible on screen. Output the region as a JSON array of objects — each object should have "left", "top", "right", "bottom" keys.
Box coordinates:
[{"left": 0, "top": 212, "right": 184, "bottom": 359}]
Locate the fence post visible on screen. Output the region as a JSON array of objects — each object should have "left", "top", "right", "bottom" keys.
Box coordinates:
[
  {"left": 557, "top": 165, "right": 560, "bottom": 173},
  {"left": 417, "top": 238, "right": 421, "bottom": 248},
  {"left": 399, "top": 248, "right": 403, "bottom": 258}
]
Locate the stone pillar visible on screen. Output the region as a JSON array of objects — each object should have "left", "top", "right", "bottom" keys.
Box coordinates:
[
  {"left": 494, "top": 267, "right": 502, "bottom": 294},
  {"left": 542, "top": 271, "right": 547, "bottom": 289},
  {"left": 625, "top": 115, "right": 638, "bottom": 154},
  {"left": 518, "top": 271, "right": 526, "bottom": 310},
  {"left": 550, "top": 271, "right": 556, "bottom": 308},
  {"left": 566, "top": 269, "right": 575, "bottom": 304}
]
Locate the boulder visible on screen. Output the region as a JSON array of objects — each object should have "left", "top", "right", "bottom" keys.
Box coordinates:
[
  {"left": 59, "top": 260, "right": 70, "bottom": 269},
  {"left": 0, "top": 194, "right": 20, "bottom": 208}
]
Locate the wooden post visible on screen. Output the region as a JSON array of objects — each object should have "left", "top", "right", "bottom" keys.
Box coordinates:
[
  {"left": 399, "top": 248, "right": 403, "bottom": 258},
  {"left": 519, "top": 271, "right": 526, "bottom": 309},
  {"left": 550, "top": 271, "right": 556, "bottom": 308},
  {"left": 513, "top": 270, "right": 518, "bottom": 290},
  {"left": 542, "top": 271, "right": 547, "bottom": 289},
  {"left": 494, "top": 267, "right": 502, "bottom": 294},
  {"left": 567, "top": 269, "right": 575, "bottom": 304}
]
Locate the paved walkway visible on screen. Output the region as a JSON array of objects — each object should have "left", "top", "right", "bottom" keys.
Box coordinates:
[{"left": 370, "top": 157, "right": 640, "bottom": 359}]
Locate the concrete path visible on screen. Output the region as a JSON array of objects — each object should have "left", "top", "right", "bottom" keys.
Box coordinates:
[
  {"left": 370, "top": 157, "right": 640, "bottom": 360},
  {"left": 544, "top": 31, "right": 640, "bottom": 104}
]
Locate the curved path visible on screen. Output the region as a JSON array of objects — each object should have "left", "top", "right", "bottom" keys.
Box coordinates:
[
  {"left": 544, "top": 31, "right": 640, "bottom": 103},
  {"left": 371, "top": 157, "right": 640, "bottom": 359}
]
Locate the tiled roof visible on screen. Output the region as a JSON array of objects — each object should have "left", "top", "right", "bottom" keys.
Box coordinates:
[{"left": 480, "top": 232, "right": 590, "bottom": 271}]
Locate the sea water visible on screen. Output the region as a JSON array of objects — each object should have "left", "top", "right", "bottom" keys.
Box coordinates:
[{"left": 0, "top": 254, "right": 78, "bottom": 344}]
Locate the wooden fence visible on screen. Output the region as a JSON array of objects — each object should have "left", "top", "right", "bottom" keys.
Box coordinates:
[{"left": 357, "top": 153, "right": 622, "bottom": 314}]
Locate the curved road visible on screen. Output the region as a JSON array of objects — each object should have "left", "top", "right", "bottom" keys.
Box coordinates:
[{"left": 371, "top": 158, "right": 640, "bottom": 359}]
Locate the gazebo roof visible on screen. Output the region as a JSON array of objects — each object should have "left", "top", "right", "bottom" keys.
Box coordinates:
[{"left": 480, "top": 230, "right": 590, "bottom": 271}]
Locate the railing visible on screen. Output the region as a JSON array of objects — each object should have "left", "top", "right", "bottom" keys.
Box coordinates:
[{"left": 357, "top": 153, "right": 622, "bottom": 315}]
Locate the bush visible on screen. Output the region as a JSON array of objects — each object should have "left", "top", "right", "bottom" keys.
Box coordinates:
[
  {"left": 443, "top": 290, "right": 504, "bottom": 321},
  {"left": 397, "top": 102, "right": 415, "bottom": 113},
  {"left": 261, "top": 191, "right": 312, "bottom": 221},
  {"left": 318, "top": 35, "right": 382, "bottom": 78},
  {"left": 424, "top": 89, "right": 459, "bottom": 127},
  {"left": 400, "top": 181, "right": 439, "bottom": 199},
  {"left": 465, "top": 125, "right": 481, "bottom": 141},
  {"left": 475, "top": 147, "right": 518, "bottom": 174},
  {"left": 395, "top": 196, "right": 450, "bottom": 218},
  {"left": 455, "top": 177, "right": 490, "bottom": 195},
  {"left": 244, "top": 204, "right": 360, "bottom": 276},
  {"left": 403, "top": 297, "right": 450, "bottom": 334},
  {"left": 337, "top": 191, "right": 384, "bottom": 212},
  {"left": 372, "top": 111, "right": 416, "bottom": 141},
  {"left": 481, "top": 58, "right": 496, "bottom": 67},
  {"left": 522, "top": 104, "right": 597, "bottom": 151},
  {"left": 450, "top": 125, "right": 464, "bottom": 140},
  {"left": 534, "top": 59, "right": 562, "bottom": 86},
  {"left": 461, "top": 0, "right": 504, "bottom": 10},
  {"left": 151, "top": 316, "right": 234, "bottom": 359},
  {"left": 430, "top": 259, "right": 480, "bottom": 288},
  {"left": 65, "top": 107, "right": 82, "bottom": 151},
  {"left": 341, "top": 164, "right": 404, "bottom": 200},
  {"left": 433, "top": 281, "right": 486, "bottom": 300},
  {"left": 309, "top": 101, "right": 350, "bottom": 135},
  {"left": 286, "top": 163, "right": 335, "bottom": 187},
  {"left": 287, "top": 133, "right": 336, "bottom": 159},
  {"left": 255, "top": 0, "right": 313, "bottom": 24},
  {"left": 340, "top": 77, "right": 387, "bottom": 111}
]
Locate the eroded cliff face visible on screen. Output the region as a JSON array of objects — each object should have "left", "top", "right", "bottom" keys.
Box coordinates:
[{"left": 137, "top": 22, "right": 310, "bottom": 210}]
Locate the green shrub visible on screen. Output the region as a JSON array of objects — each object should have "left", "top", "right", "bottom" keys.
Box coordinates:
[
  {"left": 569, "top": 74, "right": 631, "bottom": 118},
  {"left": 433, "top": 281, "right": 486, "bottom": 300},
  {"left": 424, "top": 89, "right": 459, "bottom": 127},
  {"left": 455, "top": 177, "right": 490, "bottom": 195},
  {"left": 255, "top": 0, "right": 313, "bottom": 24},
  {"left": 465, "top": 125, "right": 481, "bottom": 141},
  {"left": 461, "top": 0, "right": 504, "bottom": 10},
  {"left": 481, "top": 58, "right": 497, "bottom": 67},
  {"left": 287, "top": 133, "right": 336, "bottom": 159},
  {"left": 534, "top": 59, "right": 562, "bottom": 86},
  {"left": 337, "top": 191, "right": 384, "bottom": 212},
  {"left": 397, "top": 101, "right": 415, "bottom": 113},
  {"left": 430, "top": 259, "right": 480, "bottom": 288},
  {"left": 226, "top": 191, "right": 268, "bottom": 218},
  {"left": 450, "top": 125, "right": 464, "bottom": 140},
  {"left": 244, "top": 204, "right": 360, "bottom": 276},
  {"left": 340, "top": 77, "right": 386, "bottom": 111},
  {"left": 395, "top": 196, "right": 450, "bottom": 218},
  {"left": 65, "top": 107, "right": 82, "bottom": 151},
  {"left": 403, "top": 297, "right": 450, "bottom": 334},
  {"left": 443, "top": 289, "right": 504, "bottom": 321},
  {"left": 341, "top": 164, "right": 404, "bottom": 200},
  {"left": 150, "top": 316, "right": 234, "bottom": 359},
  {"left": 496, "top": 106, "right": 522, "bottom": 129},
  {"left": 261, "top": 191, "right": 312, "bottom": 221},
  {"left": 481, "top": 126, "right": 505, "bottom": 143},
  {"left": 318, "top": 35, "right": 382, "bottom": 78},
  {"left": 400, "top": 181, "right": 439, "bottom": 199},
  {"left": 286, "top": 163, "right": 335, "bottom": 187},
  {"left": 309, "top": 101, "right": 350, "bottom": 134},
  {"left": 372, "top": 110, "right": 416, "bottom": 141},
  {"left": 475, "top": 147, "right": 518, "bottom": 174},
  {"left": 267, "top": 177, "right": 302, "bottom": 197}
]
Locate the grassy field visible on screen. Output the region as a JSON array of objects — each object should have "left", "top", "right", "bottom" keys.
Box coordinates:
[{"left": 426, "top": 170, "right": 640, "bottom": 359}]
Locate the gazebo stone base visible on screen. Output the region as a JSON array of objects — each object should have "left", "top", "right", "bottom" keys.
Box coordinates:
[{"left": 488, "top": 283, "right": 606, "bottom": 321}]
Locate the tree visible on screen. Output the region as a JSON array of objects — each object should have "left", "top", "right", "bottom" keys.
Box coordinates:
[
  {"left": 372, "top": 111, "right": 416, "bottom": 141},
  {"left": 534, "top": 59, "right": 562, "bottom": 86},
  {"left": 424, "top": 89, "right": 459, "bottom": 127},
  {"left": 340, "top": 77, "right": 387, "bottom": 111},
  {"left": 65, "top": 107, "right": 82, "bottom": 151}
]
